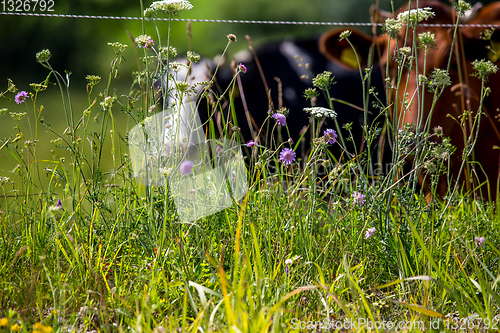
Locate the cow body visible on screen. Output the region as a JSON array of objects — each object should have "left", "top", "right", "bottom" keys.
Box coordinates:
[
  {"left": 157, "top": 36, "right": 388, "bottom": 167},
  {"left": 320, "top": 0, "right": 500, "bottom": 201}
]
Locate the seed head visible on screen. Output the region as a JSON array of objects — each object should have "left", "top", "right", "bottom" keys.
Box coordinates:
[
  {"left": 312, "top": 71, "right": 335, "bottom": 91},
  {"left": 339, "top": 30, "right": 351, "bottom": 41},
  {"left": 36, "top": 49, "right": 52, "bottom": 63},
  {"left": 187, "top": 51, "right": 200, "bottom": 63},
  {"left": 227, "top": 34, "right": 237, "bottom": 42},
  {"left": 472, "top": 59, "right": 498, "bottom": 81}
]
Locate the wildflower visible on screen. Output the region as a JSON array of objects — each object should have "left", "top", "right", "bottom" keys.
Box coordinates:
[
  {"left": 36, "top": 49, "right": 51, "bottom": 63},
  {"left": 399, "top": 47, "right": 412, "bottom": 57},
  {"left": 0, "top": 108, "right": 6, "bottom": 117},
  {"left": 100, "top": 95, "right": 117, "bottom": 111},
  {"left": 179, "top": 160, "right": 193, "bottom": 175},
  {"left": 352, "top": 191, "right": 365, "bottom": 206},
  {"left": 86, "top": 75, "right": 101, "bottom": 88},
  {"left": 246, "top": 140, "right": 256, "bottom": 147},
  {"left": 10, "top": 323, "right": 21, "bottom": 332},
  {"left": 429, "top": 68, "right": 451, "bottom": 91},
  {"left": 216, "top": 145, "right": 223, "bottom": 156},
  {"left": 107, "top": 42, "right": 128, "bottom": 54},
  {"left": 15, "top": 91, "right": 28, "bottom": 104},
  {"left": 454, "top": 0, "right": 472, "bottom": 16},
  {"left": 303, "top": 107, "right": 337, "bottom": 119},
  {"left": 238, "top": 63, "right": 247, "bottom": 73},
  {"left": 434, "top": 125, "right": 443, "bottom": 137},
  {"left": 279, "top": 148, "right": 296, "bottom": 165},
  {"left": 143, "top": 38, "right": 154, "bottom": 49},
  {"left": 472, "top": 59, "right": 498, "bottom": 81},
  {"left": 418, "top": 32, "right": 436, "bottom": 48},
  {"left": 57, "top": 198, "right": 63, "bottom": 208},
  {"left": 312, "top": 71, "right": 335, "bottom": 91},
  {"left": 285, "top": 258, "right": 292, "bottom": 274},
  {"left": 175, "top": 80, "right": 190, "bottom": 93},
  {"left": 10, "top": 112, "right": 27, "bottom": 121},
  {"left": 135, "top": 35, "right": 154, "bottom": 48},
  {"left": 272, "top": 113, "right": 286, "bottom": 126},
  {"left": 0, "top": 318, "right": 8, "bottom": 328},
  {"left": 160, "top": 46, "right": 177, "bottom": 58},
  {"left": 397, "top": 7, "right": 435, "bottom": 27},
  {"left": 383, "top": 18, "right": 402, "bottom": 38},
  {"left": 30, "top": 83, "right": 48, "bottom": 92},
  {"left": 149, "top": 0, "right": 193, "bottom": 15},
  {"left": 339, "top": 30, "right": 351, "bottom": 41},
  {"left": 365, "top": 227, "right": 376, "bottom": 239},
  {"left": 227, "top": 34, "right": 237, "bottom": 42},
  {"left": 475, "top": 236, "right": 485, "bottom": 247},
  {"left": 186, "top": 51, "right": 200, "bottom": 63},
  {"left": 303, "top": 87, "right": 319, "bottom": 100},
  {"left": 323, "top": 128, "right": 338, "bottom": 144},
  {"left": 144, "top": 8, "right": 156, "bottom": 19}
]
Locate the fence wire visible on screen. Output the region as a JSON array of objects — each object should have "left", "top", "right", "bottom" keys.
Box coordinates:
[{"left": 3, "top": 11, "right": 500, "bottom": 28}]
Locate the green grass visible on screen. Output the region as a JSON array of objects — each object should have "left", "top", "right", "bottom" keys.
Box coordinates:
[{"left": 1, "top": 0, "right": 500, "bottom": 332}]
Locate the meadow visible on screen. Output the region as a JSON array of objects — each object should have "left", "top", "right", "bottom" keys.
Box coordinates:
[{"left": 1, "top": 0, "right": 500, "bottom": 332}]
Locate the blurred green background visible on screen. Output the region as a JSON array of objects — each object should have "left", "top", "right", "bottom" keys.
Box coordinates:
[{"left": 0, "top": 0, "right": 483, "bottom": 181}]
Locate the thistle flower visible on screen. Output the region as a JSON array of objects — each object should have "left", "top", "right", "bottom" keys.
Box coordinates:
[
  {"left": 352, "top": 191, "right": 365, "bottom": 206},
  {"left": 36, "top": 49, "right": 51, "bottom": 63},
  {"left": 323, "top": 128, "right": 338, "bottom": 144},
  {"left": 475, "top": 236, "right": 485, "bottom": 247},
  {"left": 179, "top": 160, "right": 193, "bottom": 175},
  {"left": 238, "top": 63, "right": 247, "bottom": 73},
  {"left": 279, "top": 148, "right": 296, "bottom": 165},
  {"left": 149, "top": 0, "right": 193, "bottom": 15},
  {"left": 272, "top": 113, "right": 286, "bottom": 126},
  {"left": 15, "top": 91, "right": 28, "bottom": 104},
  {"left": 365, "top": 227, "right": 376, "bottom": 239},
  {"left": 304, "top": 107, "right": 337, "bottom": 119}
]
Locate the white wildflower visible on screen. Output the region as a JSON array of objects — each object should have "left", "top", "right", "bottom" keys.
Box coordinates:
[
  {"left": 149, "top": 0, "right": 193, "bottom": 15},
  {"left": 397, "top": 7, "right": 435, "bottom": 27},
  {"left": 303, "top": 107, "right": 337, "bottom": 119}
]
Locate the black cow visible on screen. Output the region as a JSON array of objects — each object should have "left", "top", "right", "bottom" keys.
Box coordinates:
[{"left": 156, "top": 33, "right": 388, "bottom": 167}]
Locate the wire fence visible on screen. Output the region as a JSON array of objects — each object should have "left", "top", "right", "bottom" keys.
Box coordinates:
[{"left": 3, "top": 11, "right": 500, "bottom": 28}]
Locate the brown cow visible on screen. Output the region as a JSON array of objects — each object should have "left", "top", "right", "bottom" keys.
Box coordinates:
[{"left": 319, "top": 0, "right": 500, "bottom": 201}]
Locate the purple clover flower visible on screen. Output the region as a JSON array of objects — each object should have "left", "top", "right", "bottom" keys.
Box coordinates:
[
  {"left": 15, "top": 91, "right": 28, "bottom": 104},
  {"left": 179, "top": 160, "right": 194, "bottom": 175},
  {"left": 246, "top": 140, "right": 256, "bottom": 147},
  {"left": 352, "top": 191, "right": 366, "bottom": 206},
  {"left": 475, "top": 236, "right": 485, "bottom": 247},
  {"left": 279, "top": 148, "right": 296, "bottom": 165},
  {"left": 272, "top": 113, "right": 286, "bottom": 126},
  {"left": 323, "top": 128, "right": 338, "bottom": 144},
  {"left": 365, "top": 227, "right": 376, "bottom": 239},
  {"left": 143, "top": 38, "right": 154, "bottom": 49},
  {"left": 238, "top": 63, "right": 247, "bottom": 73}
]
